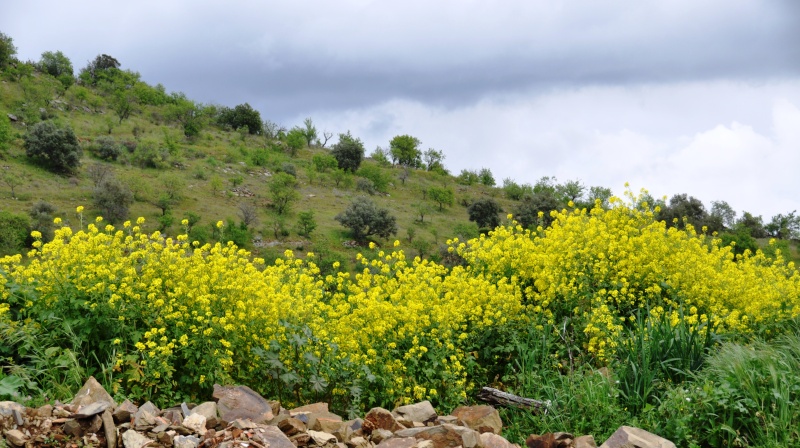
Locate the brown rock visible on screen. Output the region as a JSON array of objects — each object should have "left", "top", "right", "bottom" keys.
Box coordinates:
[
  {"left": 394, "top": 424, "right": 482, "bottom": 448},
  {"left": 377, "top": 437, "right": 418, "bottom": 448},
  {"left": 86, "top": 414, "right": 103, "bottom": 433},
  {"left": 212, "top": 384, "right": 274, "bottom": 424},
  {"left": 291, "top": 433, "right": 312, "bottom": 446},
  {"left": 182, "top": 412, "right": 207, "bottom": 435},
  {"left": 370, "top": 429, "right": 394, "bottom": 444},
  {"left": 393, "top": 401, "right": 437, "bottom": 424},
  {"left": 451, "top": 405, "right": 503, "bottom": 435},
  {"left": 36, "top": 404, "right": 54, "bottom": 417},
  {"left": 574, "top": 435, "right": 597, "bottom": 448},
  {"left": 316, "top": 418, "right": 346, "bottom": 434},
  {"left": 63, "top": 419, "right": 84, "bottom": 437},
  {"left": 480, "top": 433, "right": 520, "bottom": 448},
  {"left": 254, "top": 425, "right": 298, "bottom": 448},
  {"left": 309, "top": 430, "right": 338, "bottom": 446},
  {"left": 599, "top": 426, "right": 676, "bottom": 448},
  {"left": 5, "top": 429, "right": 27, "bottom": 447},
  {"left": 71, "top": 376, "right": 115, "bottom": 408},
  {"left": 346, "top": 436, "right": 369, "bottom": 448},
  {"left": 291, "top": 402, "right": 330, "bottom": 414},
  {"left": 364, "top": 407, "right": 404, "bottom": 433},
  {"left": 102, "top": 409, "right": 118, "bottom": 448},
  {"left": 190, "top": 402, "right": 218, "bottom": 420},
  {"left": 279, "top": 417, "right": 307, "bottom": 436},
  {"left": 114, "top": 400, "right": 139, "bottom": 424}
]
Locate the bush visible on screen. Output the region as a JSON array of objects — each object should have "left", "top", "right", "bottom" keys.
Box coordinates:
[
  {"left": 467, "top": 198, "right": 502, "bottom": 229},
  {"left": 356, "top": 164, "right": 389, "bottom": 193},
  {"left": 24, "top": 121, "right": 82, "bottom": 174},
  {"left": 312, "top": 153, "right": 338, "bottom": 172},
  {"left": 356, "top": 177, "right": 377, "bottom": 195},
  {"left": 0, "top": 211, "right": 31, "bottom": 256},
  {"left": 131, "top": 140, "right": 170, "bottom": 169},
  {"left": 92, "top": 178, "right": 134, "bottom": 223},
  {"left": 29, "top": 201, "right": 57, "bottom": 243},
  {"left": 93, "top": 136, "right": 121, "bottom": 161},
  {"left": 331, "top": 132, "right": 365, "bottom": 172},
  {"left": 335, "top": 197, "right": 397, "bottom": 241}
]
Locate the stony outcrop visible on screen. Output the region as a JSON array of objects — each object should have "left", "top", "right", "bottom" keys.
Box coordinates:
[{"left": 0, "top": 378, "right": 674, "bottom": 448}]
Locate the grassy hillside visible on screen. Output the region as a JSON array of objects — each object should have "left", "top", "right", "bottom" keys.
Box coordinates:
[{"left": 0, "top": 69, "right": 515, "bottom": 268}]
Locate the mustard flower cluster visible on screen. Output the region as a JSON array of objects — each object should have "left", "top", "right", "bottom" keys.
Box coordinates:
[{"left": 457, "top": 193, "right": 800, "bottom": 361}]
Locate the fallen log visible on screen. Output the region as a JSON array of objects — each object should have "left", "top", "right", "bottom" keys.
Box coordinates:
[{"left": 476, "top": 387, "right": 549, "bottom": 413}]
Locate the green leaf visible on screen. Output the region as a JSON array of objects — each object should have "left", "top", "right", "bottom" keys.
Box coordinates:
[{"left": 0, "top": 375, "right": 24, "bottom": 398}]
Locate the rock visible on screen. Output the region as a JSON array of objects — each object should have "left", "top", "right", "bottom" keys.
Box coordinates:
[
  {"left": 87, "top": 414, "right": 104, "bottom": 433},
  {"left": 73, "top": 401, "right": 110, "bottom": 418},
  {"left": 139, "top": 401, "right": 160, "bottom": 416},
  {"left": 0, "top": 401, "right": 25, "bottom": 416},
  {"left": 102, "top": 410, "right": 117, "bottom": 448},
  {"left": 451, "top": 405, "right": 503, "bottom": 434},
  {"left": 395, "top": 424, "right": 482, "bottom": 448},
  {"left": 292, "top": 402, "right": 331, "bottom": 415},
  {"left": 114, "top": 400, "right": 138, "bottom": 424},
  {"left": 7, "top": 114, "right": 17, "bottom": 122},
  {"left": 480, "top": 433, "right": 519, "bottom": 448},
  {"left": 370, "top": 429, "right": 394, "bottom": 444},
  {"left": 364, "top": 407, "right": 404, "bottom": 433},
  {"left": 190, "top": 401, "right": 218, "bottom": 419},
  {"left": 36, "top": 404, "right": 53, "bottom": 417},
  {"left": 134, "top": 410, "right": 157, "bottom": 430},
  {"left": 436, "top": 416, "right": 457, "bottom": 425},
  {"left": 63, "top": 419, "right": 84, "bottom": 437},
  {"left": 315, "top": 417, "right": 346, "bottom": 434},
  {"left": 346, "top": 436, "right": 370, "bottom": 448},
  {"left": 393, "top": 401, "right": 437, "bottom": 424},
  {"left": 12, "top": 409, "right": 23, "bottom": 426},
  {"left": 181, "top": 402, "right": 191, "bottom": 417},
  {"left": 599, "top": 426, "right": 676, "bottom": 448},
  {"left": 71, "top": 377, "right": 115, "bottom": 408},
  {"left": 291, "top": 433, "right": 313, "bottom": 446},
  {"left": 173, "top": 434, "right": 201, "bottom": 448},
  {"left": 182, "top": 412, "right": 207, "bottom": 435},
  {"left": 122, "top": 430, "right": 154, "bottom": 448},
  {"left": 279, "top": 417, "right": 307, "bottom": 436},
  {"left": 309, "top": 430, "right": 338, "bottom": 446},
  {"left": 377, "top": 437, "right": 418, "bottom": 448},
  {"left": 5, "top": 429, "right": 27, "bottom": 446},
  {"left": 574, "top": 435, "right": 597, "bottom": 448},
  {"left": 212, "top": 384, "right": 274, "bottom": 424},
  {"left": 231, "top": 418, "right": 259, "bottom": 429},
  {"left": 254, "top": 425, "right": 297, "bottom": 448}
]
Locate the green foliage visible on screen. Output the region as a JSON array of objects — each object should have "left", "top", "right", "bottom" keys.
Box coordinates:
[
  {"left": 370, "top": 147, "right": 391, "bottom": 167},
  {"left": 331, "top": 131, "right": 365, "bottom": 172},
  {"left": 719, "top": 226, "right": 759, "bottom": 257},
  {"left": 335, "top": 197, "right": 398, "bottom": 241},
  {"left": 297, "top": 211, "right": 317, "bottom": 238},
  {"left": 79, "top": 54, "right": 121, "bottom": 85},
  {"left": 92, "top": 178, "right": 134, "bottom": 223},
  {"left": 0, "top": 31, "right": 17, "bottom": 68},
  {"left": 111, "top": 90, "right": 135, "bottom": 124},
  {"left": 456, "top": 169, "right": 479, "bottom": 186},
  {"left": 478, "top": 168, "right": 495, "bottom": 187},
  {"left": 131, "top": 140, "right": 170, "bottom": 169},
  {"left": 28, "top": 201, "right": 57, "bottom": 243},
  {"left": 38, "top": 50, "right": 74, "bottom": 89},
  {"left": 514, "top": 191, "right": 560, "bottom": 228},
  {"left": 24, "top": 121, "right": 82, "bottom": 174},
  {"left": 217, "top": 103, "right": 262, "bottom": 134},
  {"left": 389, "top": 134, "right": 422, "bottom": 168},
  {"left": 765, "top": 211, "right": 800, "bottom": 240},
  {"left": 302, "top": 118, "right": 317, "bottom": 147},
  {"left": 356, "top": 177, "right": 377, "bottom": 195},
  {"left": 427, "top": 186, "right": 454, "bottom": 211},
  {"left": 0, "top": 115, "right": 12, "bottom": 151},
  {"left": 0, "top": 211, "right": 31, "bottom": 256},
  {"left": 92, "top": 136, "right": 121, "bottom": 161},
  {"left": 467, "top": 198, "right": 502, "bottom": 229},
  {"left": 330, "top": 168, "right": 353, "bottom": 188},
  {"left": 312, "top": 153, "right": 338, "bottom": 172},
  {"left": 285, "top": 127, "right": 306, "bottom": 157},
  {"left": 356, "top": 164, "right": 389, "bottom": 193},
  {"left": 502, "top": 178, "right": 532, "bottom": 201},
  {"left": 423, "top": 149, "right": 445, "bottom": 172},
  {"left": 269, "top": 172, "right": 299, "bottom": 215}
]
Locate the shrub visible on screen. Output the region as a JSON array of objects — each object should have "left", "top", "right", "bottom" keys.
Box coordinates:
[
  {"left": 0, "top": 211, "right": 31, "bottom": 256},
  {"left": 331, "top": 132, "right": 365, "bottom": 172},
  {"left": 93, "top": 136, "right": 121, "bottom": 161},
  {"left": 92, "top": 178, "right": 134, "bottom": 223},
  {"left": 24, "top": 121, "right": 82, "bottom": 174},
  {"left": 312, "top": 153, "right": 338, "bottom": 172},
  {"left": 467, "top": 198, "right": 501, "bottom": 229},
  {"left": 29, "top": 201, "right": 57, "bottom": 243},
  {"left": 356, "top": 177, "right": 377, "bottom": 195},
  {"left": 335, "top": 197, "right": 397, "bottom": 241},
  {"left": 356, "top": 164, "right": 389, "bottom": 193}
]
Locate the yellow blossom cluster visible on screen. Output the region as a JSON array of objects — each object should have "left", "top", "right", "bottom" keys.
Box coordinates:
[{"left": 458, "top": 193, "right": 800, "bottom": 361}]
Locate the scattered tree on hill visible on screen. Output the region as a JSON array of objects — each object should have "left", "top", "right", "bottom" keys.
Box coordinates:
[
  {"left": 238, "top": 203, "right": 260, "bottom": 229},
  {"left": 765, "top": 211, "right": 800, "bottom": 240},
  {"left": 217, "top": 103, "right": 262, "bottom": 134},
  {"left": 357, "top": 164, "right": 389, "bottom": 193},
  {"left": 269, "top": 172, "right": 299, "bottom": 215},
  {"left": 297, "top": 211, "right": 317, "bottom": 237},
  {"left": 262, "top": 120, "right": 286, "bottom": 140},
  {"left": 370, "top": 146, "right": 391, "bottom": 167},
  {"left": 302, "top": 118, "right": 318, "bottom": 147},
  {"left": 423, "top": 149, "right": 445, "bottom": 172},
  {"left": 478, "top": 168, "right": 495, "bottom": 187},
  {"left": 428, "top": 186, "right": 454, "bottom": 211},
  {"left": 319, "top": 131, "right": 333, "bottom": 148},
  {"left": 710, "top": 200, "right": 737, "bottom": 230},
  {"left": 468, "top": 198, "right": 502, "bottom": 229},
  {"left": 24, "top": 121, "right": 82, "bottom": 174},
  {"left": 331, "top": 131, "right": 365, "bottom": 172},
  {"left": 312, "top": 153, "right": 338, "bottom": 172},
  {"left": 586, "top": 186, "right": 613, "bottom": 209},
  {"left": 39, "top": 50, "right": 74, "bottom": 89},
  {"left": 29, "top": 201, "right": 57, "bottom": 243},
  {"left": 658, "top": 194, "right": 721, "bottom": 233},
  {"left": 503, "top": 178, "right": 532, "bottom": 200},
  {"left": 79, "top": 54, "right": 121, "bottom": 85},
  {"left": 285, "top": 127, "right": 306, "bottom": 157},
  {"left": 736, "top": 212, "right": 767, "bottom": 238},
  {"left": 93, "top": 178, "right": 133, "bottom": 223},
  {"left": 556, "top": 179, "right": 586, "bottom": 203},
  {"left": 457, "top": 169, "right": 479, "bottom": 186},
  {"left": 514, "top": 189, "right": 560, "bottom": 229},
  {"left": 389, "top": 135, "right": 422, "bottom": 168},
  {"left": 0, "top": 32, "right": 18, "bottom": 68},
  {"left": 336, "top": 197, "right": 398, "bottom": 241},
  {"left": 1, "top": 169, "right": 22, "bottom": 199}
]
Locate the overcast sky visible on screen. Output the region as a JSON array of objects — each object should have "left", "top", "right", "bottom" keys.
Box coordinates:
[{"left": 3, "top": 0, "right": 799, "bottom": 218}]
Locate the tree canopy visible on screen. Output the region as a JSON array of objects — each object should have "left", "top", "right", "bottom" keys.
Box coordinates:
[
  {"left": 331, "top": 132, "right": 365, "bottom": 172},
  {"left": 389, "top": 135, "right": 422, "bottom": 168}
]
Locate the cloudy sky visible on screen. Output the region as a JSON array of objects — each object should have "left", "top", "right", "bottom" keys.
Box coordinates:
[{"left": 3, "top": 0, "right": 799, "bottom": 218}]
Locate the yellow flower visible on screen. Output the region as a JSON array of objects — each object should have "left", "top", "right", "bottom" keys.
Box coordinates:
[
  {"left": 53, "top": 217, "right": 62, "bottom": 225},
  {"left": 76, "top": 206, "right": 84, "bottom": 213},
  {"left": 216, "top": 221, "right": 224, "bottom": 229}
]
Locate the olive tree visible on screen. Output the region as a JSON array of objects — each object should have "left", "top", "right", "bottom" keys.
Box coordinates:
[{"left": 335, "top": 197, "right": 397, "bottom": 241}]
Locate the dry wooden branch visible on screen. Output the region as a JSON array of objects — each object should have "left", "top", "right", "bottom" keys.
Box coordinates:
[{"left": 477, "top": 387, "right": 549, "bottom": 413}]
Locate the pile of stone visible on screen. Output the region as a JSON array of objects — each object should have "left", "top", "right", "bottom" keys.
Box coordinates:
[{"left": 0, "top": 377, "right": 674, "bottom": 448}]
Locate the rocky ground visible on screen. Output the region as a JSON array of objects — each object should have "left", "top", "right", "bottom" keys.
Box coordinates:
[{"left": 0, "top": 377, "right": 675, "bottom": 448}]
